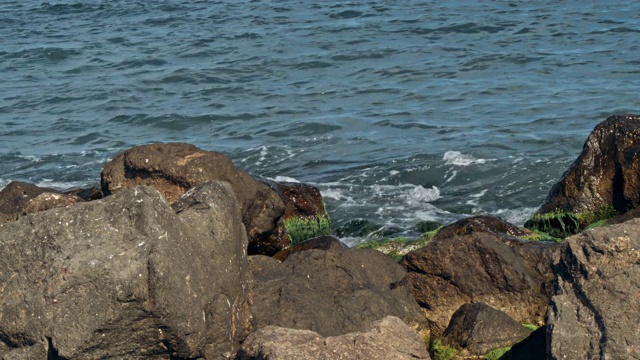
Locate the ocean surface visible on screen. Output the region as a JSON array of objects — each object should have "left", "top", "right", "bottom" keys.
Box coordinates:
[{"left": 1, "top": 0, "right": 639, "bottom": 245}]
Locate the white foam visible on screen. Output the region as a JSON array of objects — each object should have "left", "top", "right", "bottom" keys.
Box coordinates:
[
  {"left": 495, "top": 207, "right": 538, "bottom": 226},
  {"left": 443, "top": 151, "right": 487, "bottom": 166},
  {"left": 271, "top": 175, "right": 299, "bottom": 183},
  {"left": 36, "top": 179, "right": 90, "bottom": 190},
  {"left": 405, "top": 185, "right": 440, "bottom": 203}
]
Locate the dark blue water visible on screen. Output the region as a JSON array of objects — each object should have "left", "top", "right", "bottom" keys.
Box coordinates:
[{"left": 1, "top": 0, "right": 639, "bottom": 245}]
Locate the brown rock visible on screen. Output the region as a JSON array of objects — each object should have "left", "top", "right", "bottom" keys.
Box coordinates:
[
  {"left": 442, "top": 302, "right": 532, "bottom": 356},
  {"left": 250, "top": 246, "right": 428, "bottom": 338},
  {"left": 236, "top": 316, "right": 430, "bottom": 360},
  {"left": 101, "top": 143, "right": 285, "bottom": 248},
  {"left": 0, "top": 181, "right": 82, "bottom": 223},
  {"left": 538, "top": 114, "right": 640, "bottom": 217},
  {"left": 402, "top": 217, "right": 559, "bottom": 335},
  {"left": 435, "top": 215, "right": 532, "bottom": 239},
  {"left": 546, "top": 219, "right": 640, "bottom": 359}
]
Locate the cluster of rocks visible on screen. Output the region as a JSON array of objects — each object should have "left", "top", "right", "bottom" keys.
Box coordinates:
[{"left": 0, "top": 114, "right": 639, "bottom": 359}]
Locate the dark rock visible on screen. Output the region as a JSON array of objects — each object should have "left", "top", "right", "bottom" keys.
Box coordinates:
[
  {"left": 402, "top": 217, "right": 560, "bottom": 335},
  {"left": 236, "top": 316, "right": 430, "bottom": 360},
  {"left": 0, "top": 182, "right": 252, "bottom": 359},
  {"left": 0, "top": 181, "right": 82, "bottom": 223},
  {"left": 63, "top": 183, "right": 103, "bottom": 201},
  {"left": 435, "top": 215, "right": 532, "bottom": 239},
  {"left": 414, "top": 220, "right": 443, "bottom": 233},
  {"left": 251, "top": 181, "right": 331, "bottom": 254},
  {"left": 528, "top": 114, "right": 640, "bottom": 236},
  {"left": 503, "top": 326, "right": 546, "bottom": 360},
  {"left": 101, "top": 143, "right": 285, "bottom": 251},
  {"left": 272, "top": 235, "right": 348, "bottom": 261},
  {"left": 250, "top": 246, "right": 428, "bottom": 338},
  {"left": 546, "top": 219, "right": 640, "bottom": 359},
  {"left": 442, "top": 302, "right": 532, "bottom": 356}
]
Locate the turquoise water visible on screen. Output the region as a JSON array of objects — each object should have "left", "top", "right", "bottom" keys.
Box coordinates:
[{"left": 1, "top": 1, "right": 639, "bottom": 244}]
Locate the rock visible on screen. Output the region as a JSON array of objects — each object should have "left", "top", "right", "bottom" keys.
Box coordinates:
[
  {"left": 526, "top": 114, "right": 640, "bottom": 237},
  {"left": 63, "top": 183, "right": 103, "bottom": 201},
  {"left": 0, "top": 182, "right": 252, "bottom": 359},
  {"left": 402, "top": 217, "right": 559, "bottom": 335},
  {"left": 0, "top": 181, "right": 82, "bottom": 223},
  {"left": 272, "top": 235, "right": 348, "bottom": 261},
  {"left": 546, "top": 219, "right": 640, "bottom": 359},
  {"left": 236, "top": 316, "right": 430, "bottom": 360},
  {"left": 251, "top": 181, "right": 331, "bottom": 255},
  {"left": 250, "top": 246, "right": 428, "bottom": 338},
  {"left": 435, "top": 215, "right": 532, "bottom": 239},
  {"left": 442, "top": 302, "right": 532, "bottom": 356},
  {"left": 503, "top": 326, "right": 546, "bottom": 360},
  {"left": 101, "top": 143, "right": 285, "bottom": 252}
]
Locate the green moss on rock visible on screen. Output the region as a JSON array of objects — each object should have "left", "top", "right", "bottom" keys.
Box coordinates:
[
  {"left": 431, "top": 339, "right": 457, "bottom": 360},
  {"left": 524, "top": 206, "right": 622, "bottom": 239},
  {"left": 484, "top": 347, "right": 510, "bottom": 360},
  {"left": 355, "top": 227, "right": 442, "bottom": 262},
  {"left": 283, "top": 214, "right": 332, "bottom": 245}
]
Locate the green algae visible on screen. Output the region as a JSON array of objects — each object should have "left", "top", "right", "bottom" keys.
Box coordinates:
[
  {"left": 283, "top": 214, "right": 332, "bottom": 245},
  {"left": 431, "top": 339, "right": 457, "bottom": 360},
  {"left": 524, "top": 206, "right": 621, "bottom": 239},
  {"left": 355, "top": 226, "right": 442, "bottom": 262},
  {"left": 484, "top": 347, "right": 510, "bottom": 360}
]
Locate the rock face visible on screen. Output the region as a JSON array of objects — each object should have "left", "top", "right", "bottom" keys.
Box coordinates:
[
  {"left": 0, "top": 181, "right": 82, "bottom": 223},
  {"left": 101, "top": 143, "right": 285, "bottom": 249},
  {"left": 0, "top": 182, "right": 252, "bottom": 359},
  {"left": 402, "top": 217, "right": 559, "bottom": 335},
  {"left": 236, "top": 316, "right": 431, "bottom": 360},
  {"left": 527, "top": 114, "right": 640, "bottom": 236},
  {"left": 504, "top": 326, "right": 546, "bottom": 360},
  {"left": 442, "top": 302, "right": 532, "bottom": 356},
  {"left": 272, "top": 235, "right": 348, "bottom": 261},
  {"left": 546, "top": 219, "right": 640, "bottom": 359},
  {"left": 250, "top": 246, "right": 428, "bottom": 338},
  {"left": 250, "top": 181, "right": 330, "bottom": 255}
]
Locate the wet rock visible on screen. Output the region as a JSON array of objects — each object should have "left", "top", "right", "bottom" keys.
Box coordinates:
[
  {"left": 63, "top": 183, "right": 103, "bottom": 201},
  {"left": 402, "top": 217, "right": 559, "bottom": 335},
  {"left": 236, "top": 316, "right": 430, "bottom": 360},
  {"left": 0, "top": 181, "right": 82, "bottom": 223},
  {"left": 101, "top": 143, "right": 285, "bottom": 250},
  {"left": 272, "top": 235, "right": 348, "bottom": 261},
  {"left": 442, "top": 302, "right": 532, "bottom": 356},
  {"left": 435, "top": 215, "right": 532, "bottom": 239},
  {"left": 0, "top": 182, "right": 252, "bottom": 359},
  {"left": 251, "top": 181, "right": 331, "bottom": 255},
  {"left": 250, "top": 246, "right": 428, "bottom": 338},
  {"left": 546, "top": 219, "right": 640, "bottom": 359},
  {"left": 527, "top": 114, "right": 640, "bottom": 237}
]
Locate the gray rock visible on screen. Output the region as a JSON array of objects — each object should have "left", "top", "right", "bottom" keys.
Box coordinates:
[
  {"left": 101, "top": 143, "right": 285, "bottom": 252},
  {"left": 236, "top": 316, "right": 430, "bottom": 360},
  {"left": 546, "top": 219, "right": 640, "bottom": 359},
  {"left": 249, "top": 246, "right": 428, "bottom": 338},
  {"left": 442, "top": 302, "right": 532, "bottom": 356},
  {"left": 0, "top": 182, "right": 251, "bottom": 359},
  {"left": 402, "top": 218, "right": 560, "bottom": 335}
]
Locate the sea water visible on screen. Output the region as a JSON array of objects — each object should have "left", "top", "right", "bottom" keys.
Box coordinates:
[{"left": 1, "top": 0, "right": 639, "bottom": 245}]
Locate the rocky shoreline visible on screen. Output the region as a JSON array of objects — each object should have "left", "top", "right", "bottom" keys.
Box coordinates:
[{"left": 1, "top": 114, "right": 639, "bottom": 359}]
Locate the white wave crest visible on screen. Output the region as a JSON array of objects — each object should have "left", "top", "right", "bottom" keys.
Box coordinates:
[
  {"left": 443, "top": 151, "right": 487, "bottom": 166},
  {"left": 405, "top": 185, "right": 440, "bottom": 203}
]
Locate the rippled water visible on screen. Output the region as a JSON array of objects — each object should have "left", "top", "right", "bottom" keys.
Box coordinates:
[{"left": 1, "top": 1, "right": 639, "bottom": 245}]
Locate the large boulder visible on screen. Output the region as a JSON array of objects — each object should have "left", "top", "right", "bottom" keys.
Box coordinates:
[
  {"left": 442, "top": 302, "right": 532, "bottom": 356},
  {"left": 402, "top": 217, "right": 560, "bottom": 335},
  {"left": 101, "top": 143, "right": 285, "bottom": 250},
  {"left": 546, "top": 219, "right": 640, "bottom": 359},
  {"left": 526, "top": 114, "right": 640, "bottom": 237},
  {"left": 249, "top": 246, "right": 428, "bottom": 338},
  {"left": 236, "top": 316, "right": 430, "bottom": 360},
  {"left": 0, "top": 181, "right": 82, "bottom": 223},
  {"left": 0, "top": 182, "right": 252, "bottom": 359}
]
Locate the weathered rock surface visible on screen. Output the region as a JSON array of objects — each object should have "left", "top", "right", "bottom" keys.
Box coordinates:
[
  {"left": 250, "top": 246, "right": 428, "bottom": 338},
  {"left": 0, "top": 181, "right": 82, "bottom": 223},
  {"left": 272, "top": 235, "right": 348, "bottom": 261},
  {"left": 101, "top": 143, "right": 285, "bottom": 249},
  {"left": 250, "top": 181, "right": 330, "bottom": 255},
  {"left": 546, "top": 219, "right": 640, "bottom": 359},
  {"left": 0, "top": 182, "right": 252, "bottom": 359},
  {"left": 402, "top": 217, "right": 560, "bottom": 335},
  {"left": 236, "top": 316, "right": 430, "bottom": 360},
  {"left": 434, "top": 215, "right": 532, "bottom": 239},
  {"left": 442, "top": 302, "right": 532, "bottom": 356},
  {"left": 528, "top": 114, "right": 640, "bottom": 236}
]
